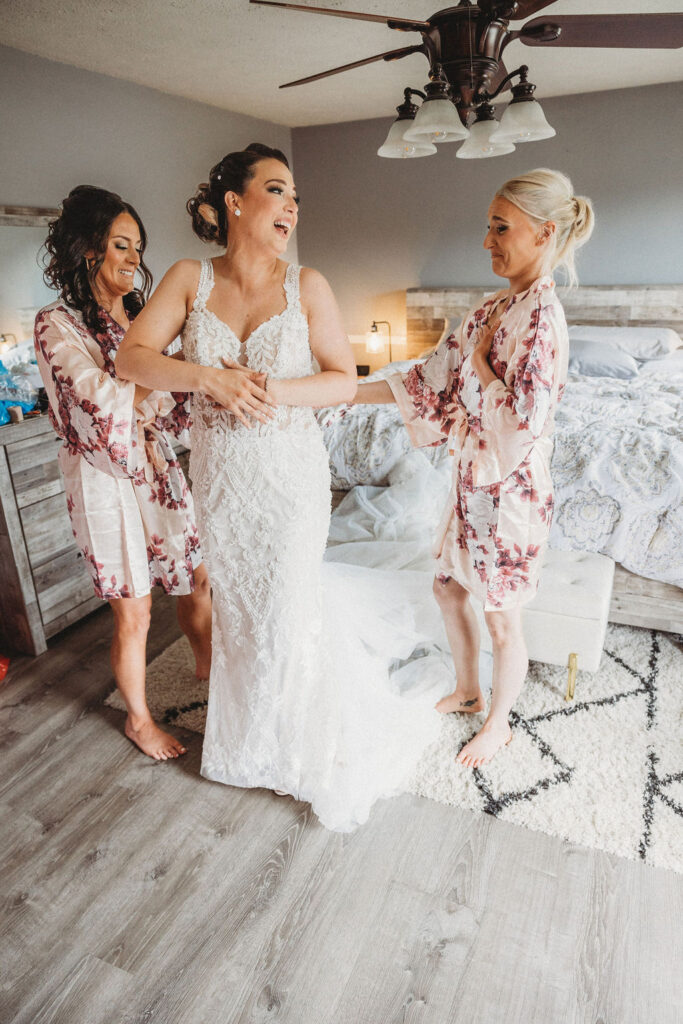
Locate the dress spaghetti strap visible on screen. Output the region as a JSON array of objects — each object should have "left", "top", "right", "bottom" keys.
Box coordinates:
[
  {"left": 283, "top": 263, "right": 302, "bottom": 314},
  {"left": 192, "top": 258, "right": 215, "bottom": 313}
]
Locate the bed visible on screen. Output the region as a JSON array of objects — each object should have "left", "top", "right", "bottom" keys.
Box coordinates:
[{"left": 316, "top": 284, "right": 683, "bottom": 633}]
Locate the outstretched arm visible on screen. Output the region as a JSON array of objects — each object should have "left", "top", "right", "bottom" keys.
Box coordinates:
[
  {"left": 116, "top": 260, "right": 275, "bottom": 429},
  {"left": 264, "top": 268, "right": 357, "bottom": 407},
  {"left": 353, "top": 379, "right": 395, "bottom": 404}
]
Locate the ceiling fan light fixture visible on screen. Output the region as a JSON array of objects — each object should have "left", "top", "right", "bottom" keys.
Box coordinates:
[
  {"left": 378, "top": 118, "right": 437, "bottom": 159},
  {"left": 456, "top": 104, "right": 515, "bottom": 160},
  {"left": 490, "top": 66, "right": 556, "bottom": 144},
  {"left": 491, "top": 98, "right": 556, "bottom": 143},
  {"left": 403, "top": 97, "right": 469, "bottom": 144},
  {"left": 257, "top": 4, "right": 683, "bottom": 163},
  {"left": 378, "top": 87, "right": 437, "bottom": 158}
]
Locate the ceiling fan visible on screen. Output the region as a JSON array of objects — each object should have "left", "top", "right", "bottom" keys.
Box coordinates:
[{"left": 249, "top": 1, "right": 683, "bottom": 159}]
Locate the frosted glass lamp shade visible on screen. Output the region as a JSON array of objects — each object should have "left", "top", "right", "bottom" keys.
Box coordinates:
[
  {"left": 377, "top": 120, "right": 437, "bottom": 158},
  {"left": 402, "top": 98, "right": 469, "bottom": 143},
  {"left": 490, "top": 99, "right": 556, "bottom": 143},
  {"left": 366, "top": 330, "right": 384, "bottom": 354},
  {"left": 456, "top": 118, "right": 515, "bottom": 159}
]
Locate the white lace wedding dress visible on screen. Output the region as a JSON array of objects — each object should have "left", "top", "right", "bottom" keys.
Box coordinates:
[{"left": 182, "top": 259, "right": 444, "bottom": 831}]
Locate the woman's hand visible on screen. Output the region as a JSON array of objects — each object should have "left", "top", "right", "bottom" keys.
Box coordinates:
[
  {"left": 199, "top": 358, "right": 276, "bottom": 428},
  {"left": 471, "top": 316, "right": 501, "bottom": 367},
  {"left": 470, "top": 317, "right": 501, "bottom": 390}
]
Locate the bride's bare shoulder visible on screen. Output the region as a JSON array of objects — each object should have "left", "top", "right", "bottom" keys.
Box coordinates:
[
  {"left": 298, "top": 265, "right": 333, "bottom": 300},
  {"left": 153, "top": 259, "right": 204, "bottom": 302},
  {"left": 164, "top": 258, "right": 203, "bottom": 285}
]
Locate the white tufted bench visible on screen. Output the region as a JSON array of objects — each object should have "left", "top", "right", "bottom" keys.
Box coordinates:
[{"left": 475, "top": 548, "right": 616, "bottom": 700}]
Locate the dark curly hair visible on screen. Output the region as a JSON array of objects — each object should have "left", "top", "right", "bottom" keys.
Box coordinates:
[
  {"left": 42, "top": 185, "right": 153, "bottom": 334},
  {"left": 187, "top": 142, "right": 290, "bottom": 247}
]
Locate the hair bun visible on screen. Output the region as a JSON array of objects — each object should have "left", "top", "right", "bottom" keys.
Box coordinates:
[
  {"left": 196, "top": 203, "right": 219, "bottom": 228},
  {"left": 186, "top": 185, "right": 221, "bottom": 244},
  {"left": 571, "top": 195, "right": 594, "bottom": 244}
]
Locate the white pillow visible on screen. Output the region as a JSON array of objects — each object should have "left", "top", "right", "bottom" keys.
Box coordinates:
[
  {"left": 568, "top": 324, "right": 682, "bottom": 360},
  {"left": 568, "top": 338, "right": 640, "bottom": 379},
  {"left": 638, "top": 350, "right": 683, "bottom": 376}
]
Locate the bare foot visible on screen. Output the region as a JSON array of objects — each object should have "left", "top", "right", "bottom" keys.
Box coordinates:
[
  {"left": 124, "top": 715, "right": 187, "bottom": 760},
  {"left": 435, "top": 689, "right": 485, "bottom": 715},
  {"left": 456, "top": 720, "right": 512, "bottom": 769}
]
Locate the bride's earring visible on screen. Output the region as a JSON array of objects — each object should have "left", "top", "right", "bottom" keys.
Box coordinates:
[{"left": 234, "top": 208, "right": 241, "bottom": 217}]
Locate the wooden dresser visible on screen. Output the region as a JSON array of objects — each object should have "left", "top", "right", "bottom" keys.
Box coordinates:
[{"left": 0, "top": 416, "right": 100, "bottom": 655}]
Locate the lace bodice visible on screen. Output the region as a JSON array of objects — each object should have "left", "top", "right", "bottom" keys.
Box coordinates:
[{"left": 182, "top": 259, "right": 316, "bottom": 437}]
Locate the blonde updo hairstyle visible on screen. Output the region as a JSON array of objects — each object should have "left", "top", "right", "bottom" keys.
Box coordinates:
[
  {"left": 186, "top": 142, "right": 290, "bottom": 246},
  {"left": 495, "top": 168, "right": 594, "bottom": 287}
]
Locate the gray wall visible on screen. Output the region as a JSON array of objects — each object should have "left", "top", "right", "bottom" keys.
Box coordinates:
[
  {"left": 0, "top": 45, "right": 295, "bottom": 343},
  {"left": 292, "top": 81, "right": 683, "bottom": 335}
]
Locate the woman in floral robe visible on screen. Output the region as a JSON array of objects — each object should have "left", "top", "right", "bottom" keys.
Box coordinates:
[
  {"left": 356, "top": 169, "right": 594, "bottom": 767},
  {"left": 35, "top": 185, "right": 212, "bottom": 760}
]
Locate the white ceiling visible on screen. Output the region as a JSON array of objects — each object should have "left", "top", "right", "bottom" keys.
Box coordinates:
[{"left": 3, "top": 1, "right": 683, "bottom": 127}]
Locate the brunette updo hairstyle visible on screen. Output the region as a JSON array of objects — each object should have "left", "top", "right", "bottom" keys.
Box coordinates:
[
  {"left": 187, "top": 142, "right": 290, "bottom": 246},
  {"left": 495, "top": 169, "right": 594, "bottom": 287},
  {"left": 42, "top": 185, "right": 152, "bottom": 333}
]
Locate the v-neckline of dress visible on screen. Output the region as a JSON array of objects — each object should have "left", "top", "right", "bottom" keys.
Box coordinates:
[
  {"left": 202, "top": 306, "right": 288, "bottom": 347},
  {"left": 202, "top": 260, "right": 291, "bottom": 346}
]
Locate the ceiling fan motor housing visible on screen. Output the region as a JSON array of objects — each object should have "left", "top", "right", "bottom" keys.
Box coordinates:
[{"left": 427, "top": 6, "right": 515, "bottom": 110}]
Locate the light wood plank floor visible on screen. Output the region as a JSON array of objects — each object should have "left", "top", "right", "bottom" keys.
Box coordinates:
[{"left": 1, "top": 595, "right": 681, "bottom": 1024}]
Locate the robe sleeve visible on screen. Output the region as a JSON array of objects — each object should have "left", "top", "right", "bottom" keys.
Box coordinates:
[
  {"left": 387, "top": 328, "right": 466, "bottom": 448},
  {"left": 34, "top": 307, "right": 138, "bottom": 478},
  {"left": 154, "top": 393, "right": 192, "bottom": 447},
  {"left": 475, "top": 299, "right": 566, "bottom": 485}
]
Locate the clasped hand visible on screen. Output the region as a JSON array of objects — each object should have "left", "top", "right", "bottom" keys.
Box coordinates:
[
  {"left": 203, "top": 358, "right": 277, "bottom": 428},
  {"left": 471, "top": 316, "right": 502, "bottom": 366}
]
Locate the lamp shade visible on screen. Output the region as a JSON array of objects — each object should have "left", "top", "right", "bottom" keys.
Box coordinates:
[
  {"left": 365, "top": 330, "right": 384, "bottom": 354},
  {"left": 402, "top": 98, "right": 469, "bottom": 143},
  {"left": 490, "top": 99, "right": 556, "bottom": 143},
  {"left": 456, "top": 117, "right": 515, "bottom": 159},
  {"left": 377, "top": 119, "right": 437, "bottom": 158}
]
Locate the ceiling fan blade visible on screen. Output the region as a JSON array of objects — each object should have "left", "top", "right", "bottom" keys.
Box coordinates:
[
  {"left": 478, "top": 0, "right": 558, "bottom": 18},
  {"left": 510, "top": 0, "right": 559, "bottom": 19},
  {"left": 279, "top": 44, "right": 426, "bottom": 88},
  {"left": 519, "top": 14, "right": 683, "bottom": 49},
  {"left": 249, "top": 1, "right": 429, "bottom": 33}
]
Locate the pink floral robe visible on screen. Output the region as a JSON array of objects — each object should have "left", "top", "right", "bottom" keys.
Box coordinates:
[
  {"left": 34, "top": 300, "right": 201, "bottom": 600},
  {"left": 389, "top": 276, "right": 568, "bottom": 610}
]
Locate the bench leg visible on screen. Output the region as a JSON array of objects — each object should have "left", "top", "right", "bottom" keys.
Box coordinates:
[{"left": 565, "top": 653, "right": 578, "bottom": 702}]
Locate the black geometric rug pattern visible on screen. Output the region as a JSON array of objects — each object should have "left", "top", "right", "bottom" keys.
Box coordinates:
[
  {"left": 106, "top": 624, "right": 682, "bottom": 872},
  {"left": 410, "top": 625, "right": 682, "bottom": 873}
]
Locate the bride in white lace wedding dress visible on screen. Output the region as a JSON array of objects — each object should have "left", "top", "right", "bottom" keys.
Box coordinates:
[{"left": 118, "top": 145, "right": 443, "bottom": 831}]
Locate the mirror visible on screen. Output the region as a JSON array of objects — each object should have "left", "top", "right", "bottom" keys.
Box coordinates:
[{"left": 0, "top": 206, "right": 60, "bottom": 353}]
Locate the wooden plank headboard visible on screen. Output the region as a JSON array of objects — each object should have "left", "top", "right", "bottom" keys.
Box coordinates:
[{"left": 405, "top": 284, "right": 683, "bottom": 357}]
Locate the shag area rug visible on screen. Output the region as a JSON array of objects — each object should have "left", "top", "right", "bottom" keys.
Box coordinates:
[{"left": 106, "top": 624, "right": 683, "bottom": 873}]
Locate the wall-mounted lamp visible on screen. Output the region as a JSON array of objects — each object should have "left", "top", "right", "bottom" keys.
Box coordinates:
[{"left": 366, "top": 320, "right": 392, "bottom": 362}]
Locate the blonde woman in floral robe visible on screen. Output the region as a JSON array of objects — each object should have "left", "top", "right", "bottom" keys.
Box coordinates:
[
  {"left": 36, "top": 185, "right": 214, "bottom": 761},
  {"left": 356, "top": 169, "right": 594, "bottom": 767}
]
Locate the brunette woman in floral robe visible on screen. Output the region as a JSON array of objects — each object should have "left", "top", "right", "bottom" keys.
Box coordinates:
[
  {"left": 35, "top": 185, "right": 212, "bottom": 760},
  {"left": 356, "top": 170, "right": 594, "bottom": 767}
]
